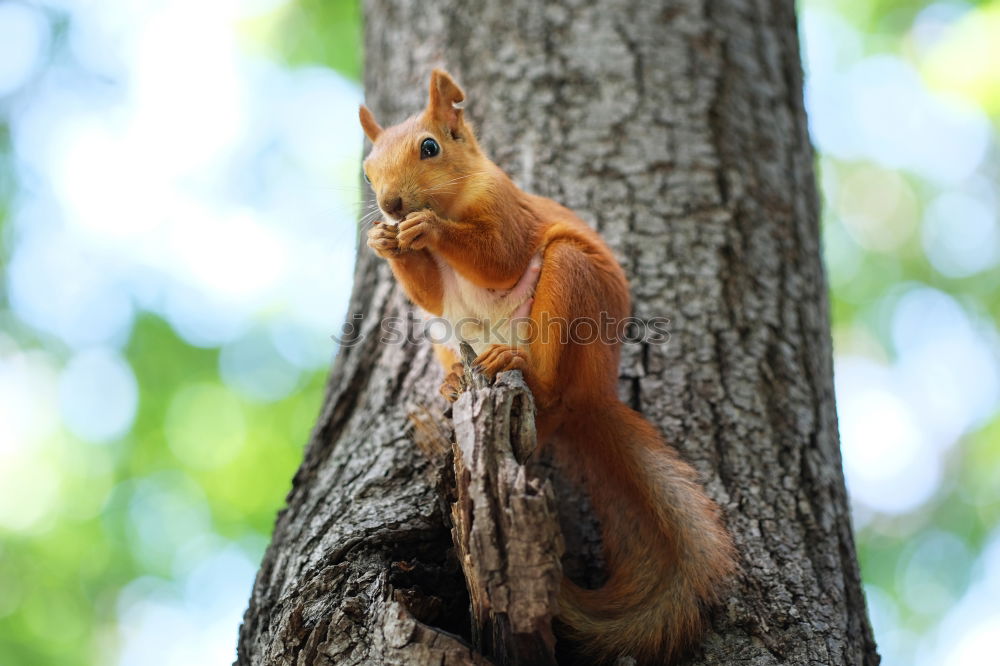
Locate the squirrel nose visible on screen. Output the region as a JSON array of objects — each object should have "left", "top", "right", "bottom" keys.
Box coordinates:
[{"left": 381, "top": 196, "right": 404, "bottom": 219}]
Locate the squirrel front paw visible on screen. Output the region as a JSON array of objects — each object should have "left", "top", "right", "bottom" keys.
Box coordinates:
[
  {"left": 439, "top": 363, "right": 466, "bottom": 402},
  {"left": 397, "top": 210, "right": 440, "bottom": 252},
  {"left": 367, "top": 222, "right": 401, "bottom": 259},
  {"left": 473, "top": 345, "right": 528, "bottom": 381}
]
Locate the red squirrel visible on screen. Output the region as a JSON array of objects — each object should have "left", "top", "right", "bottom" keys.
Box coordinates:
[{"left": 360, "top": 69, "right": 736, "bottom": 664}]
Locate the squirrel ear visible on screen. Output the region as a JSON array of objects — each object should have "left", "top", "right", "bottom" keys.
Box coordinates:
[
  {"left": 427, "top": 68, "right": 465, "bottom": 134},
  {"left": 359, "top": 105, "right": 383, "bottom": 142}
]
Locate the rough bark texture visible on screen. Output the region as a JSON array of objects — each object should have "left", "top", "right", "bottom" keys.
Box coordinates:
[
  {"left": 448, "top": 351, "right": 562, "bottom": 666},
  {"left": 237, "top": 0, "right": 880, "bottom": 664}
]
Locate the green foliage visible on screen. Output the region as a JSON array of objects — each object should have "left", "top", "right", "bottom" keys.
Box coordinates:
[
  {"left": 244, "top": 0, "right": 362, "bottom": 80},
  {"left": 0, "top": 313, "right": 326, "bottom": 665},
  {"left": 0, "top": 3, "right": 357, "bottom": 663}
]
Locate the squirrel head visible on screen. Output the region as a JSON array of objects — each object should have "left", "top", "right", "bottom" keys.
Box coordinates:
[{"left": 360, "top": 69, "right": 489, "bottom": 224}]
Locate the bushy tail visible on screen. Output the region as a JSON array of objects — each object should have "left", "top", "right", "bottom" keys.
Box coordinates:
[{"left": 555, "top": 402, "right": 736, "bottom": 664}]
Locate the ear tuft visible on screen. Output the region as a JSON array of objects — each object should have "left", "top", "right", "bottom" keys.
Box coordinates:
[
  {"left": 359, "top": 105, "right": 383, "bottom": 142},
  {"left": 427, "top": 69, "right": 465, "bottom": 133}
]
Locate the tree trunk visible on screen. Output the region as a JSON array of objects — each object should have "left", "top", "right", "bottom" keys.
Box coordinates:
[{"left": 237, "top": 0, "right": 880, "bottom": 664}]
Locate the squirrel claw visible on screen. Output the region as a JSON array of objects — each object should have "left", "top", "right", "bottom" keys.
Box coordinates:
[
  {"left": 439, "top": 371, "right": 465, "bottom": 402},
  {"left": 367, "top": 223, "right": 401, "bottom": 258},
  {"left": 473, "top": 345, "right": 527, "bottom": 381},
  {"left": 397, "top": 210, "right": 438, "bottom": 251}
]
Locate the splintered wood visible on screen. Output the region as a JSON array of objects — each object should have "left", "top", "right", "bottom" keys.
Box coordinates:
[{"left": 449, "top": 343, "right": 563, "bottom": 666}]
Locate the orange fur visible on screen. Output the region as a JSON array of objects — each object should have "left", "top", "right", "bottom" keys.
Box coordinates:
[{"left": 361, "top": 69, "right": 736, "bottom": 664}]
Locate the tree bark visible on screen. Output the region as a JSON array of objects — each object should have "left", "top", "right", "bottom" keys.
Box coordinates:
[
  {"left": 446, "top": 351, "right": 562, "bottom": 666},
  {"left": 237, "top": 0, "right": 879, "bottom": 664}
]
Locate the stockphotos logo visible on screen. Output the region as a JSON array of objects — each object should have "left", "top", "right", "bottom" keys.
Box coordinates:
[{"left": 331, "top": 312, "right": 671, "bottom": 348}]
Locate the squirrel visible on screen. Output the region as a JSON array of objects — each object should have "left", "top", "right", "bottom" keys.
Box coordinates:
[{"left": 359, "top": 69, "right": 737, "bottom": 665}]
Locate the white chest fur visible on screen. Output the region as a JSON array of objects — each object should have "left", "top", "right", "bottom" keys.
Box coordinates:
[{"left": 429, "top": 253, "right": 542, "bottom": 356}]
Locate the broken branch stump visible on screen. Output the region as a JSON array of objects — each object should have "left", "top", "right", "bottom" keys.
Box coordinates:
[{"left": 447, "top": 342, "right": 563, "bottom": 666}]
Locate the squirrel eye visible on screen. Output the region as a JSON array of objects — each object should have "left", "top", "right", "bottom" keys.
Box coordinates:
[
  {"left": 363, "top": 170, "right": 371, "bottom": 184},
  {"left": 420, "top": 137, "right": 440, "bottom": 159}
]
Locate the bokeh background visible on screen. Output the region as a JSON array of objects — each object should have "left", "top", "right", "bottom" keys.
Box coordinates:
[{"left": 0, "top": 0, "right": 996, "bottom": 664}]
